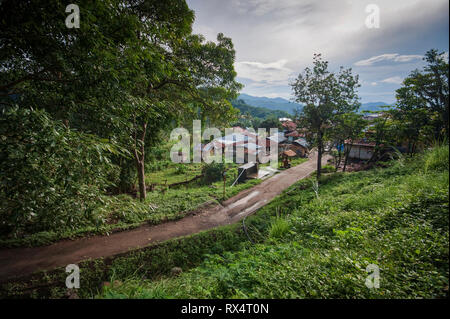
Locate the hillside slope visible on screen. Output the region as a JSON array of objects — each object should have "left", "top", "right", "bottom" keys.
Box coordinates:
[
  {"left": 231, "top": 99, "right": 291, "bottom": 119},
  {"left": 238, "top": 93, "right": 302, "bottom": 115},
  {"left": 100, "top": 146, "right": 449, "bottom": 299}
]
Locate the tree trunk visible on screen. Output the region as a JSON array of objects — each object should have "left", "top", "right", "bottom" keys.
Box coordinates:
[
  {"left": 335, "top": 141, "right": 342, "bottom": 172},
  {"left": 316, "top": 133, "right": 323, "bottom": 179},
  {"left": 343, "top": 145, "right": 352, "bottom": 172},
  {"left": 134, "top": 122, "right": 147, "bottom": 202},
  {"left": 137, "top": 160, "right": 146, "bottom": 201}
]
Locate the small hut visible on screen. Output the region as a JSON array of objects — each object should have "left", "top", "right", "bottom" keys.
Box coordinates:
[
  {"left": 236, "top": 162, "right": 259, "bottom": 183},
  {"left": 281, "top": 150, "right": 297, "bottom": 168}
]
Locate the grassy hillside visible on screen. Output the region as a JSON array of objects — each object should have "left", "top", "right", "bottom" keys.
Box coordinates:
[
  {"left": 99, "top": 146, "right": 449, "bottom": 299},
  {"left": 0, "top": 154, "right": 260, "bottom": 248}
]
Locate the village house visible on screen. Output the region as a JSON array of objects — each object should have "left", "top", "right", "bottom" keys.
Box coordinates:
[
  {"left": 344, "top": 139, "right": 376, "bottom": 160},
  {"left": 289, "top": 138, "right": 309, "bottom": 157}
]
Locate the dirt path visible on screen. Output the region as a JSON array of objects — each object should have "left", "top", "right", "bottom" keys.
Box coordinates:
[{"left": 0, "top": 153, "right": 329, "bottom": 282}]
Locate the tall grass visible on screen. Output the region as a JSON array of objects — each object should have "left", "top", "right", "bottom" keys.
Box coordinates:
[
  {"left": 424, "top": 143, "right": 449, "bottom": 173},
  {"left": 93, "top": 147, "right": 448, "bottom": 298},
  {"left": 269, "top": 217, "right": 290, "bottom": 239}
]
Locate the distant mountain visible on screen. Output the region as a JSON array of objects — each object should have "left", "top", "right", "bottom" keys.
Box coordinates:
[
  {"left": 360, "top": 102, "right": 392, "bottom": 112},
  {"left": 238, "top": 93, "right": 301, "bottom": 115},
  {"left": 238, "top": 93, "right": 391, "bottom": 114},
  {"left": 231, "top": 99, "right": 291, "bottom": 119}
]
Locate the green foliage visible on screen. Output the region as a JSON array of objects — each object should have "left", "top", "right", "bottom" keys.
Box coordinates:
[
  {"left": 1, "top": 223, "right": 252, "bottom": 298},
  {"left": 231, "top": 99, "right": 291, "bottom": 122},
  {"left": 259, "top": 117, "right": 283, "bottom": 133},
  {"left": 268, "top": 217, "right": 291, "bottom": 239},
  {"left": 291, "top": 53, "right": 360, "bottom": 178},
  {"left": 174, "top": 164, "right": 188, "bottom": 175},
  {"left": 0, "top": 157, "right": 260, "bottom": 247},
  {"left": 321, "top": 165, "right": 336, "bottom": 173},
  {"left": 0, "top": 0, "right": 242, "bottom": 202},
  {"left": 0, "top": 107, "right": 119, "bottom": 237},
  {"left": 97, "top": 148, "right": 448, "bottom": 299},
  {"left": 424, "top": 144, "right": 449, "bottom": 173},
  {"left": 395, "top": 49, "right": 449, "bottom": 140},
  {"left": 201, "top": 163, "right": 225, "bottom": 185}
]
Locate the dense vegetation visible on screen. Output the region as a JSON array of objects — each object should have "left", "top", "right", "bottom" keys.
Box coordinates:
[
  {"left": 0, "top": 144, "right": 260, "bottom": 247},
  {"left": 232, "top": 99, "right": 291, "bottom": 120},
  {"left": 0, "top": 0, "right": 242, "bottom": 241},
  {"left": 292, "top": 50, "right": 449, "bottom": 177},
  {"left": 0, "top": 0, "right": 448, "bottom": 301},
  {"left": 96, "top": 146, "right": 448, "bottom": 299}
]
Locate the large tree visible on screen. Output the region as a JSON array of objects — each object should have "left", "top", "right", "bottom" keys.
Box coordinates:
[
  {"left": 1, "top": 0, "right": 241, "bottom": 201},
  {"left": 291, "top": 54, "right": 360, "bottom": 178},
  {"left": 330, "top": 112, "right": 366, "bottom": 171},
  {"left": 396, "top": 49, "right": 449, "bottom": 140}
]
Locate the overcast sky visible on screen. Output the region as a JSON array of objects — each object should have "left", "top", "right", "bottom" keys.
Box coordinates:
[{"left": 187, "top": 0, "right": 449, "bottom": 103}]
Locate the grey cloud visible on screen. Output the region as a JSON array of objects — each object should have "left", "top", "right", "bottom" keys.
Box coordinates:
[{"left": 188, "top": 0, "right": 449, "bottom": 102}]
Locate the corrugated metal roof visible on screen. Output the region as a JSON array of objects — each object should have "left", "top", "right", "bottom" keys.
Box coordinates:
[
  {"left": 267, "top": 132, "right": 286, "bottom": 143},
  {"left": 282, "top": 150, "right": 297, "bottom": 157},
  {"left": 294, "top": 138, "right": 309, "bottom": 148}
]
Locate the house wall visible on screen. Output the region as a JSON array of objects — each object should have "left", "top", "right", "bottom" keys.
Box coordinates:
[{"left": 345, "top": 145, "right": 374, "bottom": 160}]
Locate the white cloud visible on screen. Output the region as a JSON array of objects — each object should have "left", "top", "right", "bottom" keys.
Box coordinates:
[
  {"left": 192, "top": 24, "right": 216, "bottom": 41},
  {"left": 354, "top": 54, "right": 423, "bottom": 66},
  {"left": 188, "top": 0, "right": 448, "bottom": 101},
  {"left": 234, "top": 59, "right": 294, "bottom": 86},
  {"left": 381, "top": 76, "right": 404, "bottom": 84}
]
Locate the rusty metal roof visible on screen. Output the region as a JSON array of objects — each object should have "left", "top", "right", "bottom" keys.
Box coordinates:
[{"left": 282, "top": 150, "right": 297, "bottom": 157}]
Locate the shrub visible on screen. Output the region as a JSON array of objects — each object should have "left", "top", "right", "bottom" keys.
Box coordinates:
[
  {"left": 0, "top": 107, "right": 120, "bottom": 237},
  {"left": 201, "top": 162, "right": 225, "bottom": 185},
  {"left": 174, "top": 164, "right": 187, "bottom": 175},
  {"left": 424, "top": 144, "right": 449, "bottom": 173},
  {"left": 269, "top": 217, "right": 290, "bottom": 239},
  {"left": 321, "top": 164, "right": 336, "bottom": 174}
]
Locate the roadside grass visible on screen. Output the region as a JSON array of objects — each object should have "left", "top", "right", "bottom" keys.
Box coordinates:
[
  {"left": 0, "top": 162, "right": 260, "bottom": 248},
  {"left": 98, "top": 145, "right": 449, "bottom": 299},
  {"left": 2, "top": 148, "right": 312, "bottom": 248}
]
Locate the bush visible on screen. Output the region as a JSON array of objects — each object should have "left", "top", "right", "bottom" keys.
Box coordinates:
[
  {"left": 174, "top": 164, "right": 187, "bottom": 175},
  {"left": 424, "top": 144, "right": 449, "bottom": 173},
  {"left": 201, "top": 162, "right": 225, "bottom": 185},
  {"left": 97, "top": 148, "right": 449, "bottom": 299},
  {"left": 321, "top": 164, "right": 336, "bottom": 173},
  {"left": 269, "top": 217, "right": 290, "bottom": 239},
  {"left": 0, "top": 107, "right": 120, "bottom": 237}
]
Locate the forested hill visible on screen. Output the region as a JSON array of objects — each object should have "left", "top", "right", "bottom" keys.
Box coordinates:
[
  {"left": 238, "top": 93, "right": 302, "bottom": 115},
  {"left": 238, "top": 93, "right": 392, "bottom": 114},
  {"left": 231, "top": 99, "right": 292, "bottom": 119},
  {"left": 359, "top": 102, "right": 392, "bottom": 112}
]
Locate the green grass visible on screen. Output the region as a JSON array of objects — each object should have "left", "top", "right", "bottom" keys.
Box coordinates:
[
  {"left": 424, "top": 144, "right": 449, "bottom": 173},
  {"left": 0, "top": 161, "right": 260, "bottom": 248},
  {"left": 97, "top": 146, "right": 449, "bottom": 299}
]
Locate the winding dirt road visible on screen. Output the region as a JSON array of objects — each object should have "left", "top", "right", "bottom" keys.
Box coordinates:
[{"left": 0, "top": 152, "right": 329, "bottom": 282}]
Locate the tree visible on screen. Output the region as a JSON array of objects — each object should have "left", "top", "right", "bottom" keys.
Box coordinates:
[
  {"left": 330, "top": 113, "right": 366, "bottom": 171},
  {"left": 1, "top": 0, "right": 242, "bottom": 201},
  {"left": 389, "top": 105, "right": 431, "bottom": 155},
  {"left": 396, "top": 49, "right": 449, "bottom": 140},
  {"left": 366, "top": 112, "right": 397, "bottom": 163},
  {"left": 259, "top": 117, "right": 283, "bottom": 133},
  {"left": 290, "top": 54, "right": 360, "bottom": 178}
]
